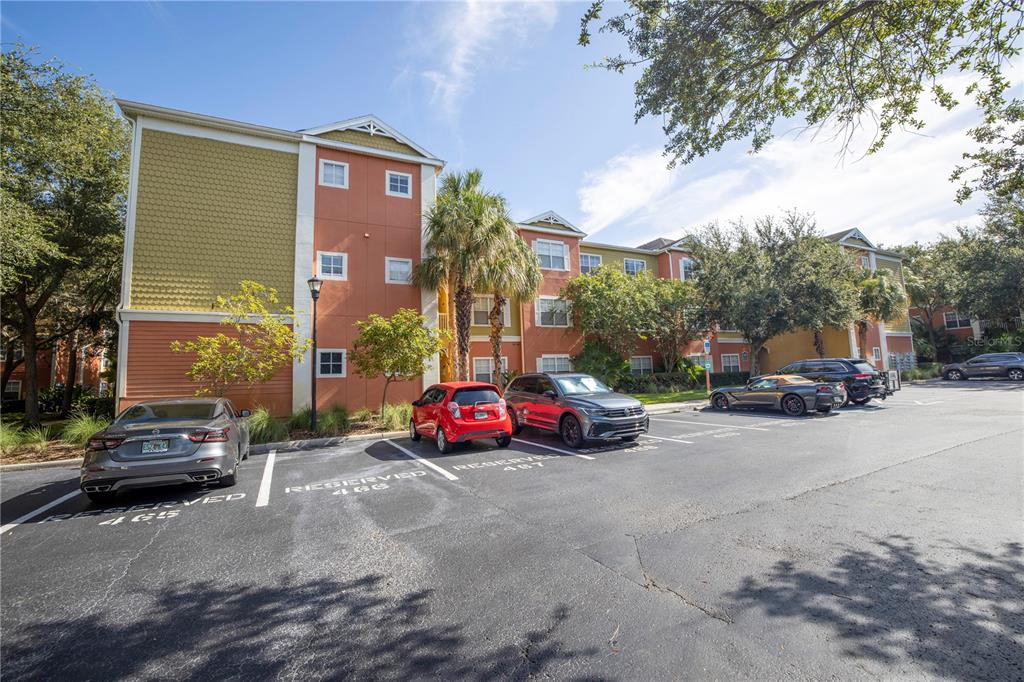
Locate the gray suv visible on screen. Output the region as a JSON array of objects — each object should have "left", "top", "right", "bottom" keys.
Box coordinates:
[
  {"left": 942, "top": 353, "right": 1024, "bottom": 381},
  {"left": 504, "top": 372, "right": 649, "bottom": 448},
  {"left": 81, "top": 398, "right": 251, "bottom": 503}
]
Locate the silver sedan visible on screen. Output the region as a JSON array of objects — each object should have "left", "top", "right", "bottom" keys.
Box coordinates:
[{"left": 80, "top": 398, "right": 251, "bottom": 503}]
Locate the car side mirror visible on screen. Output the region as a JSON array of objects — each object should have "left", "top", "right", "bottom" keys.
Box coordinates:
[
  {"left": 239, "top": 409, "right": 251, "bottom": 418},
  {"left": 542, "top": 390, "right": 557, "bottom": 399}
]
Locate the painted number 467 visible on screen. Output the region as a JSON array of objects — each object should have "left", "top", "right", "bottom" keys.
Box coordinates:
[{"left": 99, "top": 510, "right": 180, "bottom": 525}]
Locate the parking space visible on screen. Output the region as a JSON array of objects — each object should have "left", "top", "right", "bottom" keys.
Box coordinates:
[{"left": 2, "top": 382, "right": 1021, "bottom": 679}]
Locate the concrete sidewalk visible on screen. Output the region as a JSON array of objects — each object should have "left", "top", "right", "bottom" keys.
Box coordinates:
[{"left": 645, "top": 398, "right": 708, "bottom": 415}]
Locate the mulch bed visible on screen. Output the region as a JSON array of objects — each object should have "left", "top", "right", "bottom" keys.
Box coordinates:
[{"left": 1, "top": 442, "right": 83, "bottom": 466}]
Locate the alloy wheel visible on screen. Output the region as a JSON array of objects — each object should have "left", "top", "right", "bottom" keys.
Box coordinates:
[{"left": 1009, "top": 368, "right": 1023, "bottom": 381}]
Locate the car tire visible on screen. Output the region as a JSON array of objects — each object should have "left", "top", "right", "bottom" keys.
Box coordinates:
[
  {"left": 851, "top": 397, "right": 871, "bottom": 405},
  {"left": 220, "top": 472, "right": 237, "bottom": 487},
  {"left": 711, "top": 393, "right": 729, "bottom": 410},
  {"left": 1008, "top": 368, "right": 1024, "bottom": 381},
  {"left": 496, "top": 434, "right": 512, "bottom": 448},
  {"left": 945, "top": 369, "right": 964, "bottom": 381},
  {"left": 816, "top": 405, "right": 833, "bottom": 414},
  {"left": 560, "top": 414, "right": 585, "bottom": 449},
  {"left": 86, "top": 491, "right": 116, "bottom": 504},
  {"left": 241, "top": 443, "right": 249, "bottom": 460},
  {"left": 409, "top": 419, "right": 421, "bottom": 441},
  {"left": 436, "top": 427, "right": 453, "bottom": 454},
  {"left": 781, "top": 393, "right": 806, "bottom": 416},
  {"left": 620, "top": 434, "right": 639, "bottom": 442},
  {"left": 509, "top": 409, "right": 523, "bottom": 435}
]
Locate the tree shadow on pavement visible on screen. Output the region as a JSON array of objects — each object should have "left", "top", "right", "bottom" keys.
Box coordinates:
[
  {"left": 727, "top": 536, "right": 1024, "bottom": 680},
  {"left": 2, "top": 574, "right": 601, "bottom": 680}
]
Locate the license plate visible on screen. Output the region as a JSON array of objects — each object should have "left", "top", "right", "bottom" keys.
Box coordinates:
[
  {"left": 474, "top": 411, "right": 488, "bottom": 420},
  {"left": 142, "top": 439, "right": 169, "bottom": 453}
]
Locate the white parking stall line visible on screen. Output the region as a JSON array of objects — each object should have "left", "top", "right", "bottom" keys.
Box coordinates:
[
  {"left": 0, "top": 490, "right": 81, "bottom": 535},
  {"left": 650, "top": 417, "right": 770, "bottom": 431},
  {"left": 512, "top": 438, "right": 596, "bottom": 460},
  {"left": 255, "top": 449, "right": 277, "bottom": 508},
  {"left": 385, "top": 439, "right": 460, "bottom": 481},
  {"left": 641, "top": 434, "right": 694, "bottom": 445}
]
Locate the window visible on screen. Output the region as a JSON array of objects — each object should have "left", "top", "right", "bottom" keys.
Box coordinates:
[
  {"left": 533, "top": 239, "right": 568, "bottom": 271},
  {"left": 472, "top": 357, "right": 508, "bottom": 383},
  {"left": 721, "top": 354, "right": 741, "bottom": 372},
  {"left": 624, "top": 258, "right": 647, "bottom": 276},
  {"left": 579, "top": 253, "right": 602, "bottom": 274},
  {"left": 318, "top": 251, "right": 348, "bottom": 280},
  {"left": 0, "top": 340, "right": 23, "bottom": 362},
  {"left": 319, "top": 160, "right": 348, "bottom": 188},
  {"left": 2, "top": 379, "right": 21, "bottom": 400},
  {"left": 679, "top": 257, "right": 696, "bottom": 281},
  {"left": 872, "top": 347, "right": 882, "bottom": 362},
  {"left": 538, "top": 355, "right": 572, "bottom": 373},
  {"left": 385, "top": 257, "right": 413, "bottom": 284},
  {"left": 317, "top": 349, "right": 347, "bottom": 377},
  {"left": 473, "top": 296, "right": 511, "bottom": 326},
  {"left": 507, "top": 376, "right": 537, "bottom": 394},
  {"left": 688, "top": 354, "right": 713, "bottom": 372},
  {"left": 385, "top": 170, "right": 412, "bottom": 198},
  {"left": 629, "top": 356, "right": 654, "bottom": 375},
  {"left": 860, "top": 255, "right": 870, "bottom": 269},
  {"left": 535, "top": 297, "right": 569, "bottom": 327},
  {"left": 943, "top": 311, "right": 972, "bottom": 329}
]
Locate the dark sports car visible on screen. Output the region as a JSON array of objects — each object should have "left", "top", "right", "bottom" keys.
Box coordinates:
[{"left": 710, "top": 375, "right": 845, "bottom": 416}]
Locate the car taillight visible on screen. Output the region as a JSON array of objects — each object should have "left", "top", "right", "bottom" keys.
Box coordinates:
[
  {"left": 188, "top": 428, "right": 230, "bottom": 443},
  {"left": 498, "top": 399, "right": 506, "bottom": 418},
  {"left": 817, "top": 385, "right": 833, "bottom": 393},
  {"left": 447, "top": 402, "right": 462, "bottom": 419},
  {"left": 852, "top": 372, "right": 872, "bottom": 378},
  {"left": 87, "top": 438, "right": 124, "bottom": 451}
]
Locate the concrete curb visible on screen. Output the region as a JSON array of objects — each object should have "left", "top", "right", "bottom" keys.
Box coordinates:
[
  {"left": 1, "top": 457, "right": 83, "bottom": 472},
  {"left": 645, "top": 399, "right": 708, "bottom": 415},
  {"left": 249, "top": 430, "right": 406, "bottom": 455}
]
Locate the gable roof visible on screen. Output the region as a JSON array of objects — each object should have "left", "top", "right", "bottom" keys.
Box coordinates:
[
  {"left": 825, "top": 228, "right": 878, "bottom": 250},
  {"left": 299, "top": 114, "right": 440, "bottom": 161},
  {"left": 519, "top": 210, "right": 586, "bottom": 235}
]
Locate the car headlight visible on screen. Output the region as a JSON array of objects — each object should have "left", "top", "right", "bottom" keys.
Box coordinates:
[{"left": 579, "top": 407, "right": 606, "bottom": 416}]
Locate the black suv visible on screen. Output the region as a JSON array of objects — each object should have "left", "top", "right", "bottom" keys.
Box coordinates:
[{"left": 769, "top": 358, "right": 894, "bottom": 405}]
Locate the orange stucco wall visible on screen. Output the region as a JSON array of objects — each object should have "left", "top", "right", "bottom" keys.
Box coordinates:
[
  {"left": 122, "top": 320, "right": 292, "bottom": 416},
  {"left": 311, "top": 147, "right": 425, "bottom": 411}
]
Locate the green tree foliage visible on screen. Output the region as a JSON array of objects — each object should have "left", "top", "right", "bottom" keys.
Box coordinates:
[
  {"left": 560, "top": 267, "right": 658, "bottom": 359},
  {"left": 952, "top": 98, "right": 1024, "bottom": 203},
  {"left": 951, "top": 194, "right": 1024, "bottom": 324},
  {"left": 571, "top": 340, "right": 631, "bottom": 388},
  {"left": 171, "top": 282, "right": 310, "bottom": 397},
  {"left": 1, "top": 45, "right": 130, "bottom": 423},
  {"left": 413, "top": 170, "right": 522, "bottom": 381},
  {"left": 477, "top": 237, "right": 541, "bottom": 389},
  {"left": 350, "top": 308, "right": 450, "bottom": 418},
  {"left": 579, "top": 1, "right": 1022, "bottom": 194},
  {"left": 900, "top": 240, "right": 962, "bottom": 360},
  {"left": 647, "top": 277, "right": 706, "bottom": 372},
  {"left": 854, "top": 270, "right": 907, "bottom": 360}
]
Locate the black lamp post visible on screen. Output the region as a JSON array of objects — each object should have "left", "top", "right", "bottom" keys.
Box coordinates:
[{"left": 307, "top": 276, "right": 323, "bottom": 433}]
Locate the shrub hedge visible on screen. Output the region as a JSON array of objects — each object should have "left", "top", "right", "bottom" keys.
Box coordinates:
[{"left": 616, "top": 370, "right": 751, "bottom": 393}]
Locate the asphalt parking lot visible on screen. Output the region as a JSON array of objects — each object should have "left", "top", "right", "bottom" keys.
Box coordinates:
[{"left": 2, "top": 382, "right": 1022, "bottom": 680}]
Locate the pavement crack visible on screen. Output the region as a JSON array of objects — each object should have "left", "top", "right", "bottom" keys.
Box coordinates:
[
  {"left": 632, "top": 535, "right": 734, "bottom": 624},
  {"left": 88, "top": 523, "right": 169, "bottom": 613}
]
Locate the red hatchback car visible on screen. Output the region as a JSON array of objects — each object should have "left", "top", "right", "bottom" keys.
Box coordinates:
[{"left": 410, "top": 382, "right": 513, "bottom": 453}]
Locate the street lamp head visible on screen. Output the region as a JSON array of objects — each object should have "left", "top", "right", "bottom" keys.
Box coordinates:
[{"left": 307, "top": 276, "right": 323, "bottom": 300}]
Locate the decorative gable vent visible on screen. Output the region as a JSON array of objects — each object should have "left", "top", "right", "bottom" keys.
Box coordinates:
[{"left": 352, "top": 120, "right": 397, "bottom": 140}]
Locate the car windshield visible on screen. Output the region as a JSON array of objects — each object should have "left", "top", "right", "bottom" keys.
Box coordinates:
[
  {"left": 117, "top": 402, "right": 218, "bottom": 423},
  {"left": 451, "top": 388, "right": 501, "bottom": 406},
  {"left": 553, "top": 376, "right": 611, "bottom": 395}
]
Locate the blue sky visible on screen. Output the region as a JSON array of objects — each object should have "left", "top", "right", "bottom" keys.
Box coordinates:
[{"left": 3, "top": 1, "right": 1011, "bottom": 247}]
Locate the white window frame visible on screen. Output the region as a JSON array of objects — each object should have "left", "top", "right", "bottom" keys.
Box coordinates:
[
  {"left": 579, "top": 252, "right": 602, "bottom": 274},
  {"left": 537, "top": 355, "right": 572, "bottom": 373},
  {"left": 535, "top": 296, "right": 570, "bottom": 328},
  {"left": 472, "top": 356, "right": 509, "bottom": 383},
  {"left": 385, "top": 170, "right": 413, "bottom": 199},
  {"left": 860, "top": 255, "right": 870, "bottom": 269},
  {"left": 3, "top": 379, "right": 21, "bottom": 399},
  {"left": 472, "top": 295, "right": 511, "bottom": 327},
  {"left": 319, "top": 159, "right": 349, "bottom": 189},
  {"left": 623, "top": 258, "right": 647, "bottom": 276},
  {"left": 943, "top": 311, "right": 971, "bottom": 329},
  {"left": 629, "top": 356, "right": 654, "bottom": 375},
  {"left": 872, "top": 347, "right": 882, "bottom": 362},
  {"left": 679, "top": 257, "right": 695, "bottom": 281},
  {"left": 721, "top": 353, "right": 741, "bottom": 373},
  {"left": 384, "top": 257, "right": 413, "bottom": 284},
  {"left": 316, "top": 349, "right": 347, "bottom": 378},
  {"left": 532, "top": 239, "right": 569, "bottom": 271},
  {"left": 317, "top": 251, "right": 348, "bottom": 281}
]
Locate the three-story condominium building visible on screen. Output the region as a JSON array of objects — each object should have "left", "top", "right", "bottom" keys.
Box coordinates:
[{"left": 114, "top": 101, "right": 912, "bottom": 416}]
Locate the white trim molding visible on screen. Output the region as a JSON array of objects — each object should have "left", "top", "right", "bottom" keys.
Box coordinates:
[
  {"left": 420, "top": 165, "right": 440, "bottom": 388},
  {"left": 534, "top": 296, "right": 570, "bottom": 328},
  {"left": 137, "top": 114, "right": 298, "bottom": 154},
  {"left": 319, "top": 159, "right": 349, "bottom": 189},
  {"left": 470, "top": 335, "right": 522, "bottom": 343},
  {"left": 292, "top": 141, "right": 317, "bottom": 412},
  {"left": 300, "top": 114, "right": 441, "bottom": 161},
  {"left": 317, "top": 251, "right": 348, "bottom": 281},
  {"left": 303, "top": 134, "right": 444, "bottom": 167},
  {"left": 384, "top": 257, "right": 414, "bottom": 284},
  {"left": 518, "top": 223, "right": 586, "bottom": 238},
  {"left": 537, "top": 354, "right": 573, "bottom": 373},
  {"left": 521, "top": 210, "right": 584, "bottom": 234},
  {"left": 532, "top": 238, "right": 571, "bottom": 272},
  {"left": 385, "top": 170, "right": 413, "bottom": 199}
]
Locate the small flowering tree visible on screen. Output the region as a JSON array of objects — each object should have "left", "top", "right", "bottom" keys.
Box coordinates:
[{"left": 171, "top": 281, "right": 311, "bottom": 396}]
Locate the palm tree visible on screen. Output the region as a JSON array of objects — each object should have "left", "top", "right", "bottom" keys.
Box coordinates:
[
  {"left": 413, "top": 170, "right": 521, "bottom": 380},
  {"left": 478, "top": 238, "right": 541, "bottom": 389},
  {"left": 854, "top": 269, "right": 907, "bottom": 361}
]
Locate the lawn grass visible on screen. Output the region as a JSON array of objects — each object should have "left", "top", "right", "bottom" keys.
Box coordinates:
[{"left": 631, "top": 389, "right": 709, "bottom": 405}]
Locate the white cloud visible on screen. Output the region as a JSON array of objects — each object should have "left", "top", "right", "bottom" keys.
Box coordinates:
[
  {"left": 576, "top": 75, "right": 1014, "bottom": 247},
  {"left": 414, "top": 0, "right": 557, "bottom": 124}
]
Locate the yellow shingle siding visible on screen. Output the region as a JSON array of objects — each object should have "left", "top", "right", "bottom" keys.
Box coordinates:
[
  {"left": 131, "top": 129, "right": 297, "bottom": 310},
  {"left": 578, "top": 246, "right": 657, "bottom": 274},
  {"left": 317, "top": 129, "right": 421, "bottom": 157}
]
